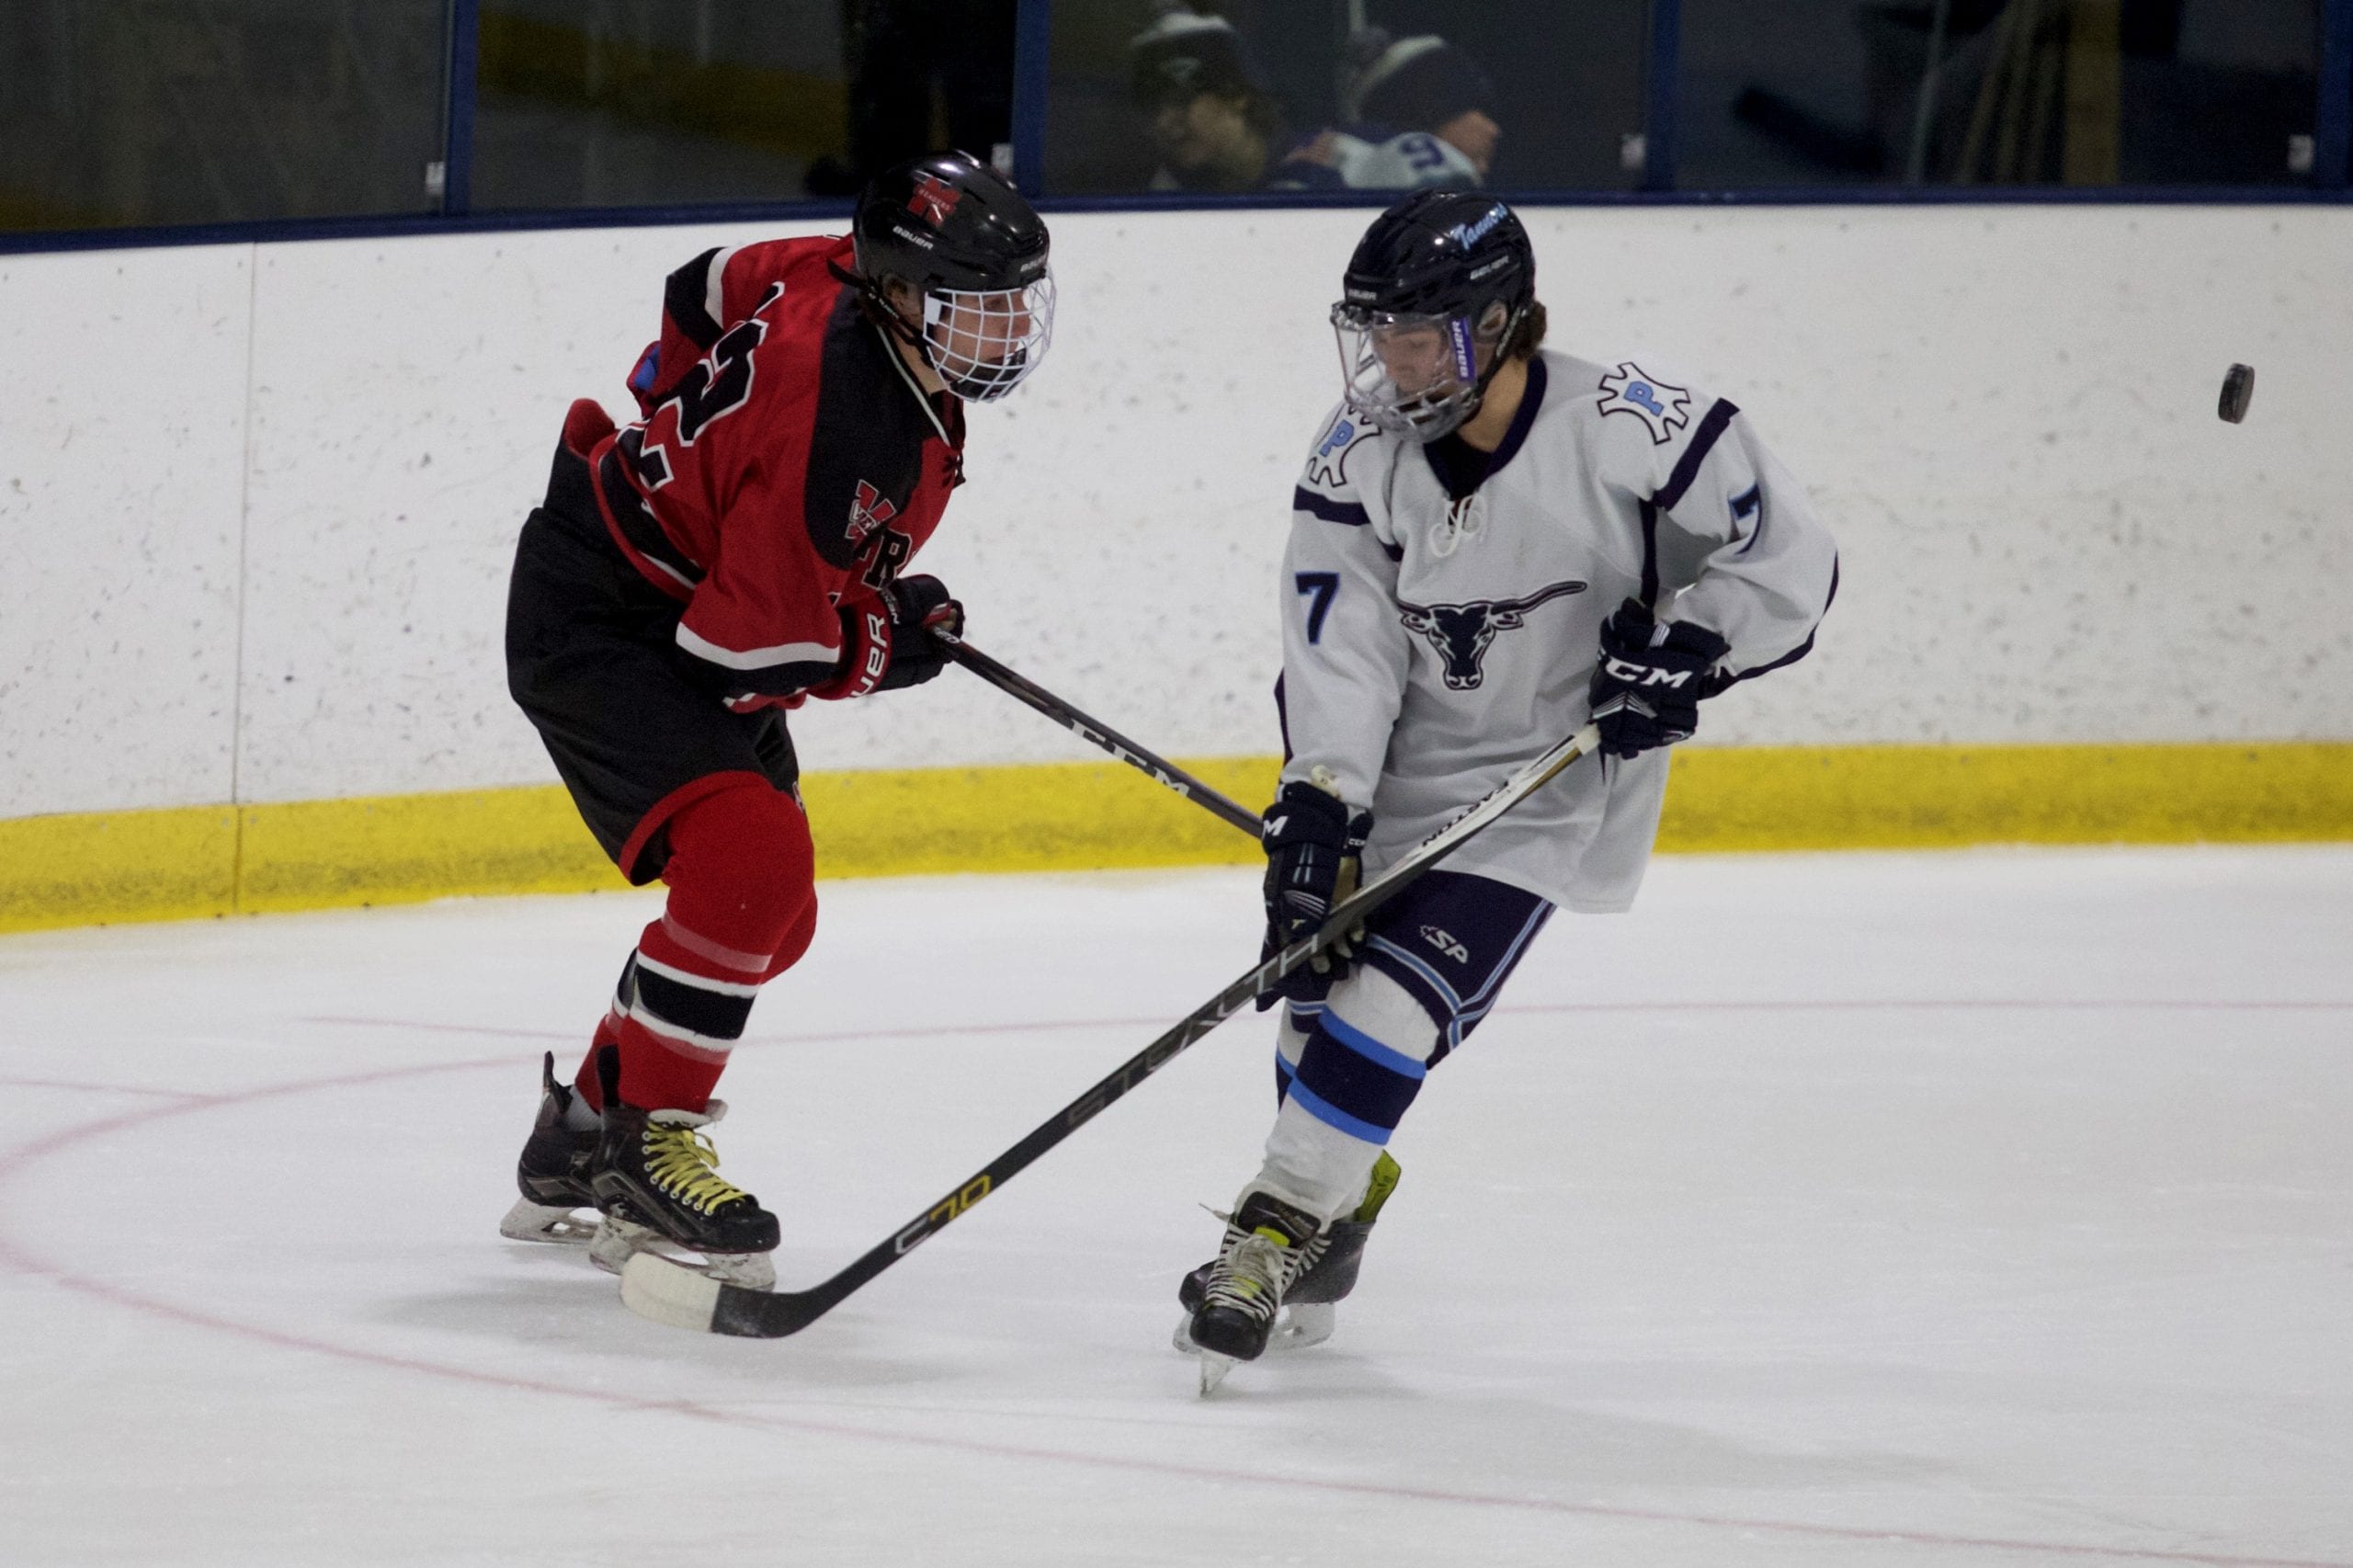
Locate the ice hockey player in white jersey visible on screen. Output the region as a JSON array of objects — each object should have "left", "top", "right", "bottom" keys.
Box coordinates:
[{"left": 1180, "top": 192, "right": 1838, "bottom": 1390}]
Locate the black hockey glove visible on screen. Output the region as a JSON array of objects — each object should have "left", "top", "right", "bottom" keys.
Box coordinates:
[
  {"left": 1588, "top": 598, "right": 1731, "bottom": 760},
  {"left": 874, "top": 574, "right": 964, "bottom": 693},
  {"left": 1256, "top": 780, "right": 1373, "bottom": 1009}
]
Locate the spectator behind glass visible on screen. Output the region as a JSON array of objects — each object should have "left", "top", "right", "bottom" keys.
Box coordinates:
[
  {"left": 1314, "top": 28, "right": 1501, "bottom": 189},
  {"left": 1129, "top": 6, "right": 1342, "bottom": 193}
]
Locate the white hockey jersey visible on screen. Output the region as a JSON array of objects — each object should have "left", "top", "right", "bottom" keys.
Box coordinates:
[
  {"left": 1327, "top": 129, "right": 1484, "bottom": 190},
  {"left": 1277, "top": 349, "right": 1836, "bottom": 912}
]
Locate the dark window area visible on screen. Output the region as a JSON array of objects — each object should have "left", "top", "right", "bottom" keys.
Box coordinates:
[
  {"left": 0, "top": 0, "right": 448, "bottom": 233},
  {"left": 1678, "top": 0, "right": 2324, "bottom": 188},
  {"left": 470, "top": 0, "right": 1016, "bottom": 210},
  {"left": 1043, "top": 1, "right": 1647, "bottom": 197},
  {"left": 0, "top": 0, "right": 2345, "bottom": 241}
]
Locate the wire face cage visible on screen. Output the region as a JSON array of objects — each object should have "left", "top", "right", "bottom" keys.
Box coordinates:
[
  {"left": 1333, "top": 303, "right": 1487, "bottom": 440},
  {"left": 922, "top": 276, "right": 1056, "bottom": 401}
]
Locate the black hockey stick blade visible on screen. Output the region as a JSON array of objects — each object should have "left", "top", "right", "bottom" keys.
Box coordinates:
[
  {"left": 937, "top": 631, "right": 1261, "bottom": 837},
  {"left": 620, "top": 722, "right": 1602, "bottom": 1338}
]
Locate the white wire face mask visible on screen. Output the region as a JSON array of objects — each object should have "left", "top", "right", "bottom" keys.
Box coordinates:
[
  {"left": 921, "top": 274, "right": 1056, "bottom": 402},
  {"left": 1331, "top": 301, "right": 1505, "bottom": 442}
]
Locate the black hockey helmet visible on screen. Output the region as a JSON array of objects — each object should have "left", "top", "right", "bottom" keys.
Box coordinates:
[
  {"left": 851, "top": 151, "right": 1055, "bottom": 401},
  {"left": 1332, "top": 191, "right": 1536, "bottom": 440}
]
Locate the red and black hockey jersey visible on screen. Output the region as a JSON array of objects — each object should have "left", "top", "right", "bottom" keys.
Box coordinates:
[{"left": 587, "top": 234, "right": 966, "bottom": 711}]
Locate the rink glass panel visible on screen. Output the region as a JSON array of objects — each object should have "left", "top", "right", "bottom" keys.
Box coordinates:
[
  {"left": 1674, "top": 0, "right": 2325, "bottom": 188},
  {"left": 1040, "top": 0, "right": 1649, "bottom": 196},
  {"left": 466, "top": 0, "right": 1016, "bottom": 210},
  {"left": 0, "top": 0, "right": 448, "bottom": 232}
]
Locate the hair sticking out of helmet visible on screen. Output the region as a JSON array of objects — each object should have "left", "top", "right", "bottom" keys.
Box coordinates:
[
  {"left": 853, "top": 151, "right": 1055, "bottom": 402},
  {"left": 1330, "top": 192, "right": 1535, "bottom": 442}
]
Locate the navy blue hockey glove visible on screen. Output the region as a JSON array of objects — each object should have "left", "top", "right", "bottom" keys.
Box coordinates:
[
  {"left": 1588, "top": 598, "right": 1731, "bottom": 760},
  {"left": 1256, "top": 780, "right": 1373, "bottom": 1009},
  {"left": 874, "top": 574, "right": 964, "bottom": 693}
]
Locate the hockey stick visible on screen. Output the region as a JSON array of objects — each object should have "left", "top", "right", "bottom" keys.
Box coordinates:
[
  {"left": 620, "top": 721, "right": 1602, "bottom": 1338},
  {"left": 936, "top": 631, "right": 1261, "bottom": 837}
]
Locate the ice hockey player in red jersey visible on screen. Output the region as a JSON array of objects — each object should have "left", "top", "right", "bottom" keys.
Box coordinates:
[{"left": 497, "top": 151, "right": 1054, "bottom": 1289}]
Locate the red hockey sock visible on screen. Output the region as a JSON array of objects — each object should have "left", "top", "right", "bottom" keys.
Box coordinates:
[{"left": 573, "top": 779, "right": 817, "bottom": 1114}]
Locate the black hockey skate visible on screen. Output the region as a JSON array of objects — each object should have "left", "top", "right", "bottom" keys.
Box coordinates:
[
  {"left": 1176, "top": 1150, "right": 1401, "bottom": 1356},
  {"left": 585, "top": 1047, "right": 780, "bottom": 1291},
  {"left": 498, "top": 1051, "right": 603, "bottom": 1246},
  {"left": 1186, "top": 1190, "right": 1328, "bottom": 1394}
]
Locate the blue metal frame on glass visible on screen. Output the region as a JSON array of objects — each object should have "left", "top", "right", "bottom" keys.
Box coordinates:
[
  {"left": 1643, "top": 0, "right": 1680, "bottom": 195},
  {"left": 1012, "top": 0, "right": 1051, "bottom": 199},
  {"left": 6, "top": 0, "right": 2353, "bottom": 258},
  {"left": 441, "top": 0, "right": 479, "bottom": 217},
  {"left": 7, "top": 181, "right": 2353, "bottom": 260},
  {"left": 2322, "top": 0, "right": 2353, "bottom": 190}
]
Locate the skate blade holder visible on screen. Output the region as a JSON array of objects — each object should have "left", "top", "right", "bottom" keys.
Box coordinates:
[
  {"left": 1169, "top": 1302, "right": 1336, "bottom": 1360},
  {"left": 497, "top": 1199, "right": 600, "bottom": 1245},
  {"left": 593, "top": 1217, "right": 776, "bottom": 1292}
]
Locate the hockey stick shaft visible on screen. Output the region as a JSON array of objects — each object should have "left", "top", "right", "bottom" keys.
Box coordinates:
[
  {"left": 937, "top": 631, "right": 1261, "bottom": 838},
  {"left": 622, "top": 722, "right": 1602, "bottom": 1338}
]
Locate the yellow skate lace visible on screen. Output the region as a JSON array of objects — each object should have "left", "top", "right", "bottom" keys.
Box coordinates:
[{"left": 641, "top": 1122, "right": 751, "bottom": 1215}]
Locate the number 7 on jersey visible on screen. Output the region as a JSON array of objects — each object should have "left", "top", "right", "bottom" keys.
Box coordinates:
[{"left": 1295, "top": 571, "right": 1339, "bottom": 644}]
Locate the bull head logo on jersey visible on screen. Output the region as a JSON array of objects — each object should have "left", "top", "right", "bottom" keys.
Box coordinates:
[
  {"left": 1397, "top": 580, "right": 1587, "bottom": 690},
  {"left": 906, "top": 171, "right": 962, "bottom": 227}
]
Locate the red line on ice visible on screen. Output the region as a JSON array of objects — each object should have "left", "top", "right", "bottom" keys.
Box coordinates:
[
  {"left": 299, "top": 994, "right": 2353, "bottom": 1053},
  {"left": 0, "top": 1051, "right": 2344, "bottom": 1568}
]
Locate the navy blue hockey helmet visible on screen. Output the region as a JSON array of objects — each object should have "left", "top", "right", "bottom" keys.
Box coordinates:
[
  {"left": 852, "top": 151, "right": 1054, "bottom": 402},
  {"left": 1332, "top": 191, "right": 1536, "bottom": 440}
]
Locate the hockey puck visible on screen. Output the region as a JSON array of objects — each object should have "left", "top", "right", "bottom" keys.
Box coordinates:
[{"left": 2218, "top": 363, "right": 2255, "bottom": 424}]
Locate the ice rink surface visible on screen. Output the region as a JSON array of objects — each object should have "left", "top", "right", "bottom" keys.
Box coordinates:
[{"left": 2, "top": 846, "right": 2348, "bottom": 1567}]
